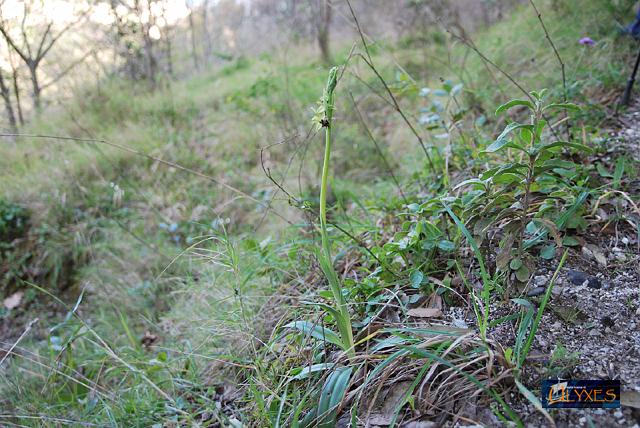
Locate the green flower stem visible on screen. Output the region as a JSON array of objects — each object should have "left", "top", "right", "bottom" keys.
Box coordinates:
[{"left": 319, "top": 67, "right": 354, "bottom": 358}]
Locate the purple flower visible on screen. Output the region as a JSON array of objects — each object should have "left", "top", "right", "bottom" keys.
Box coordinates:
[{"left": 579, "top": 37, "right": 596, "bottom": 46}]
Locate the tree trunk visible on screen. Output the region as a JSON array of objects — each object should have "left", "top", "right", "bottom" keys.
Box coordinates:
[
  {"left": 10, "top": 67, "right": 24, "bottom": 125},
  {"left": 317, "top": 0, "right": 332, "bottom": 65},
  {"left": 187, "top": 4, "right": 200, "bottom": 70},
  {"left": 165, "top": 34, "right": 174, "bottom": 76},
  {"left": 143, "top": 34, "right": 157, "bottom": 87},
  {"left": 202, "top": 0, "right": 212, "bottom": 64},
  {"left": 28, "top": 62, "right": 41, "bottom": 111},
  {"left": 0, "top": 71, "right": 17, "bottom": 134}
]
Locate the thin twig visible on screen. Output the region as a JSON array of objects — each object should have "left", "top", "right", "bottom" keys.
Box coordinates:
[
  {"left": 344, "top": 0, "right": 436, "bottom": 174},
  {"left": 0, "top": 133, "right": 294, "bottom": 225},
  {"left": 348, "top": 90, "right": 408, "bottom": 203},
  {"left": 0, "top": 318, "right": 38, "bottom": 368},
  {"left": 442, "top": 23, "right": 563, "bottom": 141}
]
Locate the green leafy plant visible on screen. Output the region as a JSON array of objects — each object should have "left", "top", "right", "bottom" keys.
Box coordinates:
[{"left": 457, "top": 90, "right": 591, "bottom": 283}]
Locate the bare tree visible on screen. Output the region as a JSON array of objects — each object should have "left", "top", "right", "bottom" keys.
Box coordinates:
[
  {"left": 8, "top": 49, "right": 23, "bottom": 125},
  {"left": 0, "top": 1, "right": 88, "bottom": 111},
  {"left": 0, "top": 69, "right": 16, "bottom": 133},
  {"left": 315, "top": 0, "right": 332, "bottom": 64},
  {"left": 109, "top": 0, "right": 163, "bottom": 86},
  {"left": 186, "top": 0, "right": 200, "bottom": 70},
  {"left": 202, "top": 0, "right": 212, "bottom": 63}
]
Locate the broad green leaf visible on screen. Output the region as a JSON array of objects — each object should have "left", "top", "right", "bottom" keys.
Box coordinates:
[
  {"left": 540, "top": 244, "right": 556, "bottom": 260},
  {"left": 495, "top": 99, "right": 534, "bottom": 115},
  {"left": 596, "top": 162, "right": 612, "bottom": 178},
  {"left": 291, "top": 363, "right": 335, "bottom": 380},
  {"left": 317, "top": 367, "right": 352, "bottom": 428},
  {"left": 437, "top": 240, "right": 455, "bottom": 252},
  {"left": 510, "top": 258, "right": 523, "bottom": 270},
  {"left": 492, "top": 172, "right": 522, "bottom": 185},
  {"left": 504, "top": 347, "right": 513, "bottom": 365},
  {"left": 410, "top": 270, "right": 424, "bottom": 288},
  {"left": 562, "top": 236, "right": 580, "bottom": 246},
  {"left": 534, "top": 119, "right": 547, "bottom": 142},
  {"left": 515, "top": 265, "right": 530, "bottom": 282},
  {"left": 500, "top": 122, "right": 533, "bottom": 140},
  {"left": 453, "top": 178, "right": 486, "bottom": 190},
  {"left": 285, "top": 321, "right": 342, "bottom": 348},
  {"left": 485, "top": 123, "right": 533, "bottom": 153},
  {"left": 485, "top": 137, "right": 511, "bottom": 153},
  {"left": 534, "top": 141, "right": 593, "bottom": 155}
]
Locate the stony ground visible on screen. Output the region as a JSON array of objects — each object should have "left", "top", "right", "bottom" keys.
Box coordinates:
[{"left": 458, "top": 101, "right": 640, "bottom": 428}]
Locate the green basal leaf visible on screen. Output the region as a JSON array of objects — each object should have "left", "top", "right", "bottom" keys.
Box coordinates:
[
  {"left": 509, "top": 258, "right": 523, "bottom": 270},
  {"left": 515, "top": 379, "right": 555, "bottom": 426},
  {"left": 291, "top": 363, "right": 336, "bottom": 380},
  {"left": 613, "top": 157, "right": 625, "bottom": 189},
  {"left": 562, "top": 236, "right": 580, "bottom": 246},
  {"left": 596, "top": 162, "right": 612, "bottom": 178},
  {"left": 285, "top": 321, "right": 342, "bottom": 348},
  {"left": 504, "top": 347, "right": 513, "bottom": 365},
  {"left": 438, "top": 240, "right": 455, "bottom": 252},
  {"left": 515, "top": 265, "right": 530, "bottom": 282},
  {"left": 410, "top": 270, "right": 424, "bottom": 289}
]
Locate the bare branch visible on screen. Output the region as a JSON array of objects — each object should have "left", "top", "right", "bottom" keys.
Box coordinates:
[{"left": 41, "top": 49, "right": 95, "bottom": 90}]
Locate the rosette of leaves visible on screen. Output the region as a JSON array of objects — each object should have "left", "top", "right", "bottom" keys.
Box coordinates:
[{"left": 455, "top": 90, "right": 592, "bottom": 284}]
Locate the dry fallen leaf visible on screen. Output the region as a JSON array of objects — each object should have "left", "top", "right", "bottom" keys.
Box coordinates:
[
  {"left": 3, "top": 291, "right": 23, "bottom": 310},
  {"left": 407, "top": 308, "right": 443, "bottom": 318},
  {"left": 582, "top": 244, "right": 607, "bottom": 267}
]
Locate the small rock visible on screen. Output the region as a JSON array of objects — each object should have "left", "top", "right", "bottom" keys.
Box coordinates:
[
  {"left": 552, "top": 321, "right": 562, "bottom": 330},
  {"left": 567, "top": 269, "right": 601, "bottom": 288},
  {"left": 589, "top": 329, "right": 600, "bottom": 336},
  {"left": 614, "top": 410, "right": 623, "bottom": 419},
  {"left": 534, "top": 275, "right": 547, "bottom": 286},
  {"left": 567, "top": 269, "right": 588, "bottom": 285},
  {"left": 551, "top": 286, "right": 563, "bottom": 296},
  {"left": 527, "top": 286, "right": 546, "bottom": 297},
  {"left": 601, "top": 316, "right": 615, "bottom": 327},
  {"left": 452, "top": 318, "right": 468, "bottom": 329}
]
